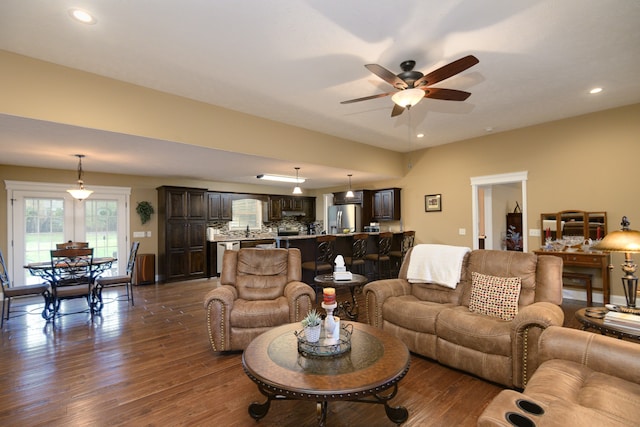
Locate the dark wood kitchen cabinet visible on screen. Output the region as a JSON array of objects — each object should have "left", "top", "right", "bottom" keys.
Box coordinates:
[
  {"left": 158, "top": 186, "right": 207, "bottom": 282},
  {"left": 268, "top": 196, "right": 313, "bottom": 220},
  {"left": 372, "top": 188, "right": 401, "bottom": 220},
  {"left": 207, "top": 192, "right": 232, "bottom": 221}
]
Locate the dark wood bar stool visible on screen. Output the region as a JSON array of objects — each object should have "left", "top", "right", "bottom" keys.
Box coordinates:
[
  {"left": 301, "top": 235, "right": 336, "bottom": 299},
  {"left": 344, "top": 233, "right": 368, "bottom": 276},
  {"left": 390, "top": 231, "right": 415, "bottom": 277},
  {"left": 365, "top": 232, "right": 393, "bottom": 279}
]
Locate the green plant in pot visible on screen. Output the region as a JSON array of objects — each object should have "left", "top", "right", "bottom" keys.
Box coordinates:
[
  {"left": 136, "top": 201, "right": 154, "bottom": 225},
  {"left": 301, "top": 309, "right": 322, "bottom": 343}
]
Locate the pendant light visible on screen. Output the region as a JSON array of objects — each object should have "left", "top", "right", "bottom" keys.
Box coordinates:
[
  {"left": 67, "top": 154, "right": 93, "bottom": 201},
  {"left": 292, "top": 167, "right": 303, "bottom": 194},
  {"left": 346, "top": 174, "right": 354, "bottom": 198}
]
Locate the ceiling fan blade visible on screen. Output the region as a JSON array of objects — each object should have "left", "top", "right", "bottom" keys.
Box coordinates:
[
  {"left": 390, "top": 104, "right": 405, "bottom": 117},
  {"left": 340, "top": 92, "right": 395, "bottom": 104},
  {"left": 413, "top": 55, "right": 479, "bottom": 87},
  {"left": 365, "top": 64, "right": 408, "bottom": 89},
  {"left": 422, "top": 87, "right": 472, "bottom": 101}
]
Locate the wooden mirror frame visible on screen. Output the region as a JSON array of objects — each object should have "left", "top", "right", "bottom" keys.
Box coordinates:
[{"left": 540, "top": 210, "right": 607, "bottom": 241}]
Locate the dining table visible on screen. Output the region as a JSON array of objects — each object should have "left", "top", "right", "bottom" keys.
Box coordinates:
[{"left": 25, "top": 256, "right": 116, "bottom": 316}]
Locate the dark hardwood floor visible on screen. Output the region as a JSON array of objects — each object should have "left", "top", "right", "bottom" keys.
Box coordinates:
[{"left": 0, "top": 280, "right": 587, "bottom": 426}]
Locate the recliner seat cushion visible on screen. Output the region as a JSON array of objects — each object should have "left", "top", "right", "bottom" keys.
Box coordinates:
[
  {"left": 230, "top": 297, "right": 290, "bottom": 328},
  {"left": 436, "top": 305, "right": 512, "bottom": 356}
]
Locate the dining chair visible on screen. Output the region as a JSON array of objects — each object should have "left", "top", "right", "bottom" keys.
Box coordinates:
[
  {"left": 49, "top": 247, "right": 95, "bottom": 318},
  {"left": 364, "top": 232, "right": 393, "bottom": 279},
  {"left": 93, "top": 241, "right": 140, "bottom": 307},
  {"left": 56, "top": 241, "right": 90, "bottom": 249},
  {"left": 0, "top": 249, "right": 51, "bottom": 328}
]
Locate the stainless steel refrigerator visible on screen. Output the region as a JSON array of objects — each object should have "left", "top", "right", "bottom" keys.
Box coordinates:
[{"left": 328, "top": 204, "right": 362, "bottom": 233}]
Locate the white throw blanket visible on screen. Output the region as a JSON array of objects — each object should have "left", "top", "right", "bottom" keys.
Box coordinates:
[{"left": 406, "top": 244, "right": 471, "bottom": 289}]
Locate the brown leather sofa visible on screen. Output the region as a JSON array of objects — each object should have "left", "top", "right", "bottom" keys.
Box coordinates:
[
  {"left": 478, "top": 326, "right": 640, "bottom": 426},
  {"left": 364, "top": 248, "right": 564, "bottom": 389},
  {"left": 204, "top": 248, "right": 315, "bottom": 351}
]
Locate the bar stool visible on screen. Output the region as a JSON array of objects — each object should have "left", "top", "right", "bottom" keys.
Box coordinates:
[
  {"left": 344, "top": 233, "right": 368, "bottom": 276},
  {"left": 364, "top": 232, "right": 393, "bottom": 279},
  {"left": 301, "top": 235, "right": 336, "bottom": 298},
  {"left": 390, "top": 231, "right": 415, "bottom": 277}
]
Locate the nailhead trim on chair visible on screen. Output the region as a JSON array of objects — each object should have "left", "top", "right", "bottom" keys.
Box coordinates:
[
  {"left": 206, "top": 299, "right": 226, "bottom": 352},
  {"left": 522, "top": 326, "right": 530, "bottom": 387},
  {"left": 365, "top": 292, "right": 380, "bottom": 327}
]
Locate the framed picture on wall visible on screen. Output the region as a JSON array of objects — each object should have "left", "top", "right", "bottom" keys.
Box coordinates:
[{"left": 425, "top": 194, "right": 442, "bottom": 212}]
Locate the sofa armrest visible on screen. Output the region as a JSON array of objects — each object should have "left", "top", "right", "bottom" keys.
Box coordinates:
[
  {"left": 510, "top": 302, "right": 564, "bottom": 388},
  {"left": 203, "top": 285, "right": 237, "bottom": 352},
  {"left": 539, "top": 325, "right": 640, "bottom": 385},
  {"left": 363, "top": 278, "right": 411, "bottom": 328},
  {"left": 284, "top": 281, "right": 315, "bottom": 322}
]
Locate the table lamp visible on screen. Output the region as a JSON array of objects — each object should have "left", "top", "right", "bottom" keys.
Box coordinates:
[{"left": 592, "top": 216, "right": 640, "bottom": 308}]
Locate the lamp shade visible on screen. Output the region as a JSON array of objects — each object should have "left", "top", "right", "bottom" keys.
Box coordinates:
[
  {"left": 592, "top": 229, "right": 640, "bottom": 253},
  {"left": 391, "top": 88, "right": 424, "bottom": 108}
]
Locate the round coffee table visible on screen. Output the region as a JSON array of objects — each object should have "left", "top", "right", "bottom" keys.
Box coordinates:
[
  {"left": 242, "top": 321, "right": 410, "bottom": 426},
  {"left": 314, "top": 273, "right": 368, "bottom": 321},
  {"left": 575, "top": 307, "right": 640, "bottom": 341}
]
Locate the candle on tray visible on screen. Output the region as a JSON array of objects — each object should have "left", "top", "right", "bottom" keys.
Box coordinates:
[{"left": 323, "top": 287, "right": 336, "bottom": 305}]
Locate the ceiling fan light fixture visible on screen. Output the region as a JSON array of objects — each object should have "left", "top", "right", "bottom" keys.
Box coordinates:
[
  {"left": 67, "top": 154, "right": 93, "bottom": 201},
  {"left": 391, "top": 88, "right": 424, "bottom": 108}
]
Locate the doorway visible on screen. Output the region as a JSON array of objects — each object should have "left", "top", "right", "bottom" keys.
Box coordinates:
[
  {"left": 5, "top": 181, "right": 130, "bottom": 284},
  {"left": 471, "top": 171, "right": 528, "bottom": 251}
]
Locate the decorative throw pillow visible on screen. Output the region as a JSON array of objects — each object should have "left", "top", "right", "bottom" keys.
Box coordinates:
[{"left": 469, "top": 272, "right": 522, "bottom": 321}]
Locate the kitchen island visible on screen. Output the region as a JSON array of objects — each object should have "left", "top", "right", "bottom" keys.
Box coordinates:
[{"left": 207, "top": 231, "right": 411, "bottom": 281}]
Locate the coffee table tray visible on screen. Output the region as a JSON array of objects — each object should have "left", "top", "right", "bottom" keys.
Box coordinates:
[{"left": 295, "top": 323, "right": 353, "bottom": 358}]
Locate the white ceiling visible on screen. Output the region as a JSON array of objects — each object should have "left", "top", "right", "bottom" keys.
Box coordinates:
[{"left": 1, "top": 1, "right": 639, "bottom": 188}]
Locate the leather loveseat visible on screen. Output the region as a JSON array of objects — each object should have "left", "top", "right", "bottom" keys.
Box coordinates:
[
  {"left": 478, "top": 326, "right": 640, "bottom": 426},
  {"left": 364, "top": 248, "right": 564, "bottom": 389}
]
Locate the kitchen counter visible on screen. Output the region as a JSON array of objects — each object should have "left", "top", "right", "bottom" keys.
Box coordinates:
[{"left": 208, "top": 231, "right": 399, "bottom": 243}]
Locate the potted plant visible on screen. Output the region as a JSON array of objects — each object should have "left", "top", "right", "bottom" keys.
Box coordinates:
[
  {"left": 301, "top": 309, "right": 322, "bottom": 343},
  {"left": 136, "top": 201, "right": 154, "bottom": 225}
]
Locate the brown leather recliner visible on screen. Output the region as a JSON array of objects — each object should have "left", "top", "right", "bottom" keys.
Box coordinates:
[
  {"left": 478, "top": 326, "right": 640, "bottom": 426},
  {"left": 204, "top": 248, "right": 315, "bottom": 352}
]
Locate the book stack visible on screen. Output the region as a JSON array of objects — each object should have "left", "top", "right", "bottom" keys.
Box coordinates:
[{"left": 603, "top": 311, "right": 640, "bottom": 334}]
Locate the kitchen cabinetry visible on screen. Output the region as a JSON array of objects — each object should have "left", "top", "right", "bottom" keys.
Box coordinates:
[
  {"left": 302, "top": 197, "right": 316, "bottom": 221},
  {"left": 207, "top": 192, "right": 233, "bottom": 221},
  {"left": 372, "top": 188, "right": 401, "bottom": 221},
  {"left": 158, "top": 186, "right": 207, "bottom": 282},
  {"left": 268, "top": 196, "right": 315, "bottom": 221},
  {"left": 334, "top": 190, "right": 365, "bottom": 205}
]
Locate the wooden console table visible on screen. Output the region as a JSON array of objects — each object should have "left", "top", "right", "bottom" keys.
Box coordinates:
[{"left": 534, "top": 250, "right": 611, "bottom": 304}]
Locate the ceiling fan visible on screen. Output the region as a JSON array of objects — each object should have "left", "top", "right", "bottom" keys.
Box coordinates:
[{"left": 341, "top": 55, "right": 479, "bottom": 117}]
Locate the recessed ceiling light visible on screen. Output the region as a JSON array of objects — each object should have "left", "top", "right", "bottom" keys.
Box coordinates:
[
  {"left": 589, "top": 87, "right": 603, "bottom": 94},
  {"left": 69, "top": 8, "right": 97, "bottom": 24},
  {"left": 416, "top": 133, "right": 424, "bottom": 138},
  {"left": 485, "top": 127, "right": 494, "bottom": 132}
]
